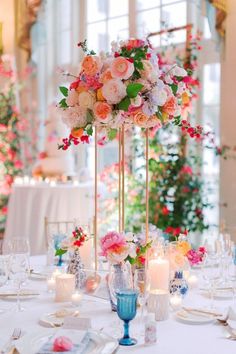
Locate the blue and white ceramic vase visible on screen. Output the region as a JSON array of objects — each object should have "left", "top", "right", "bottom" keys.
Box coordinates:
[{"left": 169, "top": 271, "right": 188, "bottom": 297}]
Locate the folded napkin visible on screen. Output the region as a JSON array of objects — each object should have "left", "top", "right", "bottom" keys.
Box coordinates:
[{"left": 36, "top": 329, "right": 90, "bottom": 354}]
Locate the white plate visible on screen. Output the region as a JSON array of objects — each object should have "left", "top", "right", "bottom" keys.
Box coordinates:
[
  {"left": 0, "top": 289, "right": 39, "bottom": 301},
  {"left": 29, "top": 271, "right": 48, "bottom": 281},
  {"left": 16, "top": 329, "right": 118, "bottom": 354},
  {"left": 175, "top": 309, "right": 216, "bottom": 325}
]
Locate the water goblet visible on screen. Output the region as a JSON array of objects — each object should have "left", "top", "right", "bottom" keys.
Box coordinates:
[
  {"left": 203, "top": 254, "right": 221, "bottom": 308},
  {"left": 9, "top": 253, "right": 30, "bottom": 312},
  {"left": 116, "top": 289, "right": 138, "bottom": 346}
]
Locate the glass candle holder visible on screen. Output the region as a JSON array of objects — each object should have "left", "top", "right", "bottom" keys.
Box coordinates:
[{"left": 116, "top": 290, "right": 138, "bottom": 346}]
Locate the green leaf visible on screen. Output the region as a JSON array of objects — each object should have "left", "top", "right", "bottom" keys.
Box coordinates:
[
  {"left": 55, "top": 249, "right": 67, "bottom": 256},
  {"left": 59, "top": 98, "right": 68, "bottom": 108},
  {"left": 86, "top": 124, "right": 93, "bottom": 136},
  {"left": 86, "top": 109, "right": 94, "bottom": 123},
  {"left": 108, "top": 129, "right": 117, "bottom": 140},
  {"left": 117, "top": 97, "right": 131, "bottom": 111},
  {"left": 126, "top": 83, "right": 143, "bottom": 98},
  {"left": 170, "top": 84, "right": 178, "bottom": 95},
  {"left": 59, "top": 86, "right": 68, "bottom": 97}
]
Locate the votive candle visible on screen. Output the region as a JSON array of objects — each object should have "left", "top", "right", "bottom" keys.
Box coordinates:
[
  {"left": 55, "top": 274, "right": 75, "bottom": 302},
  {"left": 187, "top": 274, "right": 199, "bottom": 289},
  {"left": 71, "top": 291, "right": 82, "bottom": 306},
  {"left": 170, "top": 293, "right": 182, "bottom": 310}
]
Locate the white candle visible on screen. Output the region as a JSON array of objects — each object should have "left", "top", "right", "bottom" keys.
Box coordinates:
[
  {"left": 47, "top": 277, "right": 56, "bottom": 292},
  {"left": 73, "top": 180, "right": 79, "bottom": 186},
  {"left": 147, "top": 289, "right": 169, "bottom": 321},
  {"left": 15, "top": 177, "right": 23, "bottom": 185},
  {"left": 148, "top": 257, "right": 170, "bottom": 290},
  {"left": 23, "top": 176, "right": 30, "bottom": 184},
  {"left": 183, "top": 270, "right": 190, "bottom": 280},
  {"left": 55, "top": 274, "right": 75, "bottom": 302},
  {"left": 80, "top": 237, "right": 92, "bottom": 268},
  {"left": 71, "top": 291, "right": 82, "bottom": 306},
  {"left": 45, "top": 177, "right": 50, "bottom": 184},
  {"left": 30, "top": 178, "right": 36, "bottom": 186},
  {"left": 187, "top": 274, "right": 199, "bottom": 289},
  {"left": 170, "top": 293, "right": 182, "bottom": 310},
  {"left": 50, "top": 181, "right": 56, "bottom": 187}
]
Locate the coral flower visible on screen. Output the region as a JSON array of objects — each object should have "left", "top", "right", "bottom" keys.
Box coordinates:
[
  {"left": 162, "top": 96, "right": 177, "bottom": 116},
  {"left": 81, "top": 55, "right": 101, "bottom": 76},
  {"left": 133, "top": 111, "right": 149, "bottom": 127},
  {"left": 93, "top": 102, "right": 112, "bottom": 123}
]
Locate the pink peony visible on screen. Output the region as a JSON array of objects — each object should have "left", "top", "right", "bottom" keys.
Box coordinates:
[
  {"left": 53, "top": 336, "right": 74, "bottom": 352},
  {"left": 111, "top": 57, "right": 134, "bottom": 80},
  {"left": 61, "top": 106, "right": 87, "bottom": 129},
  {"left": 100, "top": 231, "right": 129, "bottom": 264},
  {"left": 102, "top": 79, "right": 126, "bottom": 104},
  {"left": 14, "top": 160, "right": 23, "bottom": 169}
]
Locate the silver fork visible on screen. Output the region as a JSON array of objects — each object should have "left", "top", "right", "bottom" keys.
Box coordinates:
[{"left": 0, "top": 328, "right": 21, "bottom": 354}]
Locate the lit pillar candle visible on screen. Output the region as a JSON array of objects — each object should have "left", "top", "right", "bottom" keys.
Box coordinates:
[
  {"left": 148, "top": 257, "right": 170, "bottom": 291},
  {"left": 80, "top": 237, "right": 92, "bottom": 268},
  {"left": 55, "top": 274, "right": 75, "bottom": 302}
]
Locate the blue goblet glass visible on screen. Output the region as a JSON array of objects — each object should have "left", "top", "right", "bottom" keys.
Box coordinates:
[{"left": 116, "top": 290, "right": 138, "bottom": 346}]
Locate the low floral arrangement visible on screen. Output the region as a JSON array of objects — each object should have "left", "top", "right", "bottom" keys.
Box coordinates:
[
  {"left": 57, "top": 39, "right": 192, "bottom": 150},
  {"left": 55, "top": 226, "right": 88, "bottom": 256},
  {"left": 176, "top": 240, "right": 206, "bottom": 266},
  {"left": 100, "top": 231, "right": 151, "bottom": 267}
]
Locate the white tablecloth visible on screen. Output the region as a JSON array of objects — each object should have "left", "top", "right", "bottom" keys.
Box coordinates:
[
  {"left": 0, "top": 256, "right": 235, "bottom": 354},
  {"left": 5, "top": 183, "right": 96, "bottom": 255}
]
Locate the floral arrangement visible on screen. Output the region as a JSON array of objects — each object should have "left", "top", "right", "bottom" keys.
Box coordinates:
[
  {"left": 55, "top": 226, "right": 88, "bottom": 256},
  {"left": 0, "top": 57, "right": 27, "bottom": 232},
  {"left": 169, "top": 239, "right": 206, "bottom": 270},
  {"left": 100, "top": 231, "right": 151, "bottom": 267},
  {"left": 57, "top": 39, "right": 192, "bottom": 150}
]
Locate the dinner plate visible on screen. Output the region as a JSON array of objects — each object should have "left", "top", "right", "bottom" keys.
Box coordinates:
[
  {"left": 175, "top": 309, "right": 216, "bottom": 324},
  {"left": 16, "top": 329, "right": 118, "bottom": 354},
  {"left": 0, "top": 289, "right": 39, "bottom": 301}
]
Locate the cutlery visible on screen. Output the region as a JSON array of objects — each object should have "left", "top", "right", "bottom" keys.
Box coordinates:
[
  {"left": 0, "top": 328, "right": 21, "bottom": 354},
  {"left": 182, "top": 307, "right": 222, "bottom": 317},
  {"left": 0, "top": 293, "right": 39, "bottom": 297}
]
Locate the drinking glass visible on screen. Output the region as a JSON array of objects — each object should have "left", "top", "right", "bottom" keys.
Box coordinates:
[
  {"left": 203, "top": 254, "right": 221, "bottom": 308},
  {"left": 133, "top": 268, "right": 150, "bottom": 320},
  {"left": 9, "top": 253, "right": 30, "bottom": 312},
  {"left": 116, "top": 290, "right": 138, "bottom": 346}
]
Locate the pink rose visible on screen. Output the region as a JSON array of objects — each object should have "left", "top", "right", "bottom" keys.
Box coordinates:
[
  {"left": 111, "top": 57, "right": 134, "bottom": 80},
  {"left": 53, "top": 336, "right": 74, "bottom": 352},
  {"left": 14, "top": 160, "right": 23, "bottom": 169},
  {"left": 102, "top": 79, "right": 126, "bottom": 104},
  {"left": 100, "top": 231, "right": 129, "bottom": 263},
  {"left": 180, "top": 166, "right": 193, "bottom": 175}
]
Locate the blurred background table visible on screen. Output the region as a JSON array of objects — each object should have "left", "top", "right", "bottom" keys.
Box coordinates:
[{"left": 4, "top": 182, "right": 98, "bottom": 255}]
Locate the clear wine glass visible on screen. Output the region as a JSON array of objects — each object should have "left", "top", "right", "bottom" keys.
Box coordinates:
[
  {"left": 9, "top": 253, "right": 30, "bottom": 312},
  {"left": 203, "top": 254, "right": 221, "bottom": 308},
  {"left": 0, "top": 256, "right": 9, "bottom": 313}
]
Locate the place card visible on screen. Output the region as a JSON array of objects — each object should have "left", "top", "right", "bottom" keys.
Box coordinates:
[{"left": 63, "top": 317, "right": 91, "bottom": 330}]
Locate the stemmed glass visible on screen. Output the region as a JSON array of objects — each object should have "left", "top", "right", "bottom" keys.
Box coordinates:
[
  {"left": 203, "top": 254, "right": 221, "bottom": 308},
  {"left": 116, "top": 290, "right": 138, "bottom": 346},
  {"left": 8, "top": 238, "right": 30, "bottom": 312},
  {"left": 133, "top": 268, "right": 150, "bottom": 321},
  {"left": 0, "top": 256, "right": 9, "bottom": 313}
]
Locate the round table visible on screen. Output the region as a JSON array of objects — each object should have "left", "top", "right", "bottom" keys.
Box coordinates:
[
  {"left": 4, "top": 182, "right": 99, "bottom": 255},
  {"left": 0, "top": 256, "right": 235, "bottom": 354}
]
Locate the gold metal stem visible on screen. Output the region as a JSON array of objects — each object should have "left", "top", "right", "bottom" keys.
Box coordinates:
[
  {"left": 94, "top": 127, "right": 98, "bottom": 272},
  {"left": 145, "top": 129, "right": 149, "bottom": 243},
  {"left": 118, "top": 128, "right": 121, "bottom": 233},
  {"left": 121, "top": 126, "right": 125, "bottom": 232}
]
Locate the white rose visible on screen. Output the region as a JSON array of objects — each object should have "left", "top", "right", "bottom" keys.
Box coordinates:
[
  {"left": 78, "top": 91, "right": 95, "bottom": 109},
  {"left": 173, "top": 66, "right": 187, "bottom": 77},
  {"left": 130, "top": 95, "right": 142, "bottom": 107},
  {"left": 102, "top": 78, "right": 126, "bottom": 104}
]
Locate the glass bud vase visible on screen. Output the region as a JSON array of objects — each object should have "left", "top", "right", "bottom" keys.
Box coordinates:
[
  {"left": 67, "top": 249, "right": 86, "bottom": 289},
  {"left": 169, "top": 270, "right": 189, "bottom": 297},
  {"left": 108, "top": 262, "right": 132, "bottom": 312}
]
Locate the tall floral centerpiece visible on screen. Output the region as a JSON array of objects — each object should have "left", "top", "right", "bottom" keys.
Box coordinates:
[{"left": 57, "top": 39, "right": 191, "bottom": 149}]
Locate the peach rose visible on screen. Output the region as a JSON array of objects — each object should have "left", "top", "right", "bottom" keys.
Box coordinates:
[
  {"left": 78, "top": 91, "right": 95, "bottom": 109},
  {"left": 93, "top": 102, "right": 112, "bottom": 123},
  {"left": 66, "top": 89, "right": 80, "bottom": 107},
  {"left": 162, "top": 96, "right": 177, "bottom": 115},
  {"left": 111, "top": 57, "right": 134, "bottom": 80},
  {"left": 146, "top": 115, "right": 162, "bottom": 129},
  {"left": 133, "top": 111, "right": 149, "bottom": 127},
  {"left": 81, "top": 55, "right": 101, "bottom": 76},
  {"left": 97, "top": 88, "right": 105, "bottom": 101}
]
